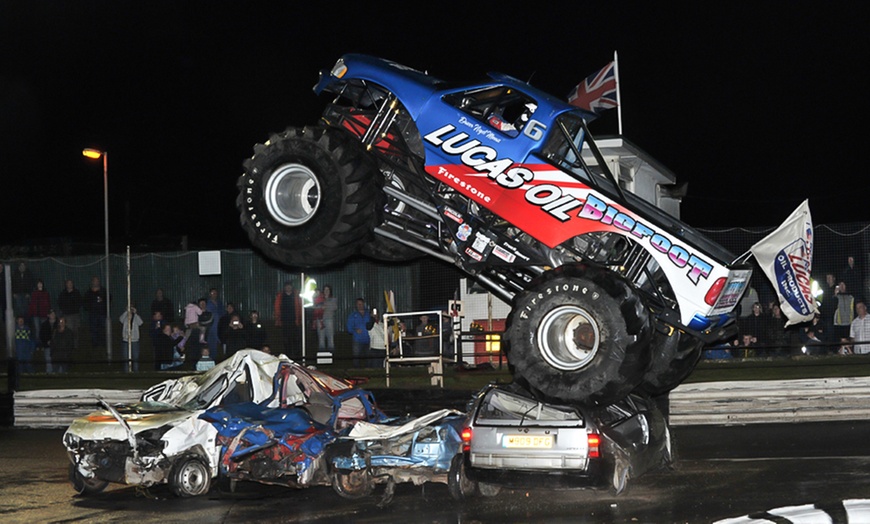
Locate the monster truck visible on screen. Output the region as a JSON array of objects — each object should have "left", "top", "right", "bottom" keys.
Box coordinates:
[{"left": 237, "top": 54, "right": 753, "bottom": 406}]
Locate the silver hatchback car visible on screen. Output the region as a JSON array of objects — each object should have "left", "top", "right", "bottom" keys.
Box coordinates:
[{"left": 449, "top": 384, "right": 673, "bottom": 499}]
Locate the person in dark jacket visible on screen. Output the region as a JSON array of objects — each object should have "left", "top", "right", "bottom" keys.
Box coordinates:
[
  {"left": 57, "top": 279, "right": 83, "bottom": 349},
  {"left": 246, "top": 310, "right": 268, "bottom": 350},
  {"left": 52, "top": 317, "right": 75, "bottom": 373},
  {"left": 39, "top": 310, "right": 59, "bottom": 373},
  {"left": 83, "top": 276, "right": 108, "bottom": 348},
  {"left": 224, "top": 314, "right": 248, "bottom": 358}
]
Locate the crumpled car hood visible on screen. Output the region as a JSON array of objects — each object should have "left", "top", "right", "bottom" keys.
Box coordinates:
[{"left": 66, "top": 405, "right": 196, "bottom": 441}]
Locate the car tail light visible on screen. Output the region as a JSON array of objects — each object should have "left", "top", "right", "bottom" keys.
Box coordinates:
[
  {"left": 705, "top": 277, "right": 727, "bottom": 306},
  {"left": 461, "top": 427, "right": 472, "bottom": 452},
  {"left": 587, "top": 433, "right": 601, "bottom": 459}
]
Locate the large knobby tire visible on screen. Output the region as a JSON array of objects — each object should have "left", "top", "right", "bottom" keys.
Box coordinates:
[
  {"left": 237, "top": 126, "right": 380, "bottom": 267},
  {"left": 636, "top": 330, "right": 704, "bottom": 396},
  {"left": 69, "top": 463, "right": 108, "bottom": 496},
  {"left": 331, "top": 469, "right": 374, "bottom": 500},
  {"left": 447, "top": 454, "right": 477, "bottom": 501},
  {"left": 505, "top": 265, "right": 653, "bottom": 406},
  {"left": 169, "top": 456, "right": 211, "bottom": 498}
]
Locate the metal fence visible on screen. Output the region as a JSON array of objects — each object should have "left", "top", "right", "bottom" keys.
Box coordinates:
[{"left": 2, "top": 220, "right": 869, "bottom": 374}]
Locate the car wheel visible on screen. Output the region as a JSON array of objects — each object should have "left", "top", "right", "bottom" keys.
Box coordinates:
[
  {"left": 169, "top": 456, "right": 211, "bottom": 498},
  {"left": 636, "top": 331, "right": 704, "bottom": 396},
  {"left": 506, "top": 264, "right": 653, "bottom": 406},
  {"left": 331, "top": 469, "right": 374, "bottom": 500},
  {"left": 447, "top": 454, "right": 477, "bottom": 501},
  {"left": 69, "top": 463, "right": 108, "bottom": 495},
  {"left": 237, "top": 125, "right": 381, "bottom": 267}
]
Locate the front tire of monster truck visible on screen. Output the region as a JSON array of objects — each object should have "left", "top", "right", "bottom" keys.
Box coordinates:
[
  {"left": 69, "top": 463, "right": 108, "bottom": 495},
  {"left": 505, "top": 264, "right": 653, "bottom": 406},
  {"left": 237, "top": 126, "right": 380, "bottom": 267},
  {"left": 636, "top": 330, "right": 704, "bottom": 397}
]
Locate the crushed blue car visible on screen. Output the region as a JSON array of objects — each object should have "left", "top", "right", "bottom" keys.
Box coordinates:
[
  {"left": 327, "top": 409, "right": 465, "bottom": 503},
  {"left": 200, "top": 363, "right": 386, "bottom": 491}
]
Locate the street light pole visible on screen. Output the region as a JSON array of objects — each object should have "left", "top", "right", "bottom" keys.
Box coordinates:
[{"left": 83, "top": 149, "right": 112, "bottom": 364}]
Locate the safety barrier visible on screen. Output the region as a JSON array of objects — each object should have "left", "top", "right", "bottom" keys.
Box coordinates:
[
  {"left": 11, "top": 376, "right": 870, "bottom": 428},
  {"left": 668, "top": 376, "right": 870, "bottom": 426}
]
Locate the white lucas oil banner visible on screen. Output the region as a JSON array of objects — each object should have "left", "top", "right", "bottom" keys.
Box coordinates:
[{"left": 750, "top": 200, "right": 818, "bottom": 326}]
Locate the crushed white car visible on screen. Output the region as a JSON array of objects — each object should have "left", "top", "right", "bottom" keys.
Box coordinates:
[{"left": 64, "top": 350, "right": 325, "bottom": 497}]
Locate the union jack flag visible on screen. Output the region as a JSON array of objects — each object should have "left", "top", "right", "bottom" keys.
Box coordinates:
[{"left": 567, "top": 61, "right": 618, "bottom": 114}]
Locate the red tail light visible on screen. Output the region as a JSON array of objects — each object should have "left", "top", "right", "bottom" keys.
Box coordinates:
[
  {"left": 705, "top": 277, "right": 727, "bottom": 306},
  {"left": 461, "top": 427, "right": 473, "bottom": 452},
  {"left": 587, "top": 433, "right": 601, "bottom": 459}
]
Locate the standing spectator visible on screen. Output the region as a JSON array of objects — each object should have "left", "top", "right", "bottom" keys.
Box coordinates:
[
  {"left": 765, "top": 304, "right": 790, "bottom": 356},
  {"left": 150, "top": 288, "right": 175, "bottom": 322},
  {"left": 183, "top": 298, "right": 204, "bottom": 339},
  {"left": 150, "top": 310, "right": 166, "bottom": 343},
  {"left": 27, "top": 279, "right": 51, "bottom": 342},
  {"left": 850, "top": 301, "right": 870, "bottom": 355},
  {"left": 153, "top": 323, "right": 176, "bottom": 370},
  {"left": 842, "top": 256, "right": 863, "bottom": 305},
  {"left": 368, "top": 310, "right": 387, "bottom": 368},
  {"left": 739, "top": 302, "right": 766, "bottom": 347},
  {"left": 52, "top": 317, "right": 75, "bottom": 373},
  {"left": 39, "top": 310, "right": 59, "bottom": 373},
  {"left": 83, "top": 276, "right": 108, "bottom": 348},
  {"left": 318, "top": 285, "right": 338, "bottom": 353},
  {"left": 347, "top": 297, "right": 372, "bottom": 368},
  {"left": 11, "top": 262, "right": 34, "bottom": 318},
  {"left": 217, "top": 302, "right": 237, "bottom": 357},
  {"left": 205, "top": 288, "right": 224, "bottom": 358},
  {"left": 819, "top": 273, "right": 839, "bottom": 343},
  {"left": 14, "top": 315, "right": 35, "bottom": 373},
  {"left": 246, "top": 310, "right": 268, "bottom": 350},
  {"left": 58, "top": 279, "right": 83, "bottom": 349},
  {"left": 834, "top": 281, "right": 855, "bottom": 339},
  {"left": 120, "top": 306, "right": 144, "bottom": 372},
  {"left": 224, "top": 313, "right": 248, "bottom": 357},
  {"left": 274, "top": 282, "right": 302, "bottom": 360}
]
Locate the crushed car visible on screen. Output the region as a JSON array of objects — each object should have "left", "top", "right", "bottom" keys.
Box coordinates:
[
  {"left": 449, "top": 384, "right": 673, "bottom": 499},
  {"left": 327, "top": 408, "right": 465, "bottom": 503},
  {"left": 200, "top": 365, "right": 385, "bottom": 491},
  {"left": 63, "top": 349, "right": 378, "bottom": 497}
]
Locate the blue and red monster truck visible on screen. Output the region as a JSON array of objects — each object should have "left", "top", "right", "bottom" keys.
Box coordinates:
[{"left": 237, "top": 54, "right": 752, "bottom": 406}]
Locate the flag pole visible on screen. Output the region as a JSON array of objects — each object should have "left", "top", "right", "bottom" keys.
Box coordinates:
[{"left": 614, "top": 50, "right": 623, "bottom": 136}]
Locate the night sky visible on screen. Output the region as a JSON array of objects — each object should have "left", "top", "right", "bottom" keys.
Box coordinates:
[{"left": 2, "top": 2, "right": 867, "bottom": 250}]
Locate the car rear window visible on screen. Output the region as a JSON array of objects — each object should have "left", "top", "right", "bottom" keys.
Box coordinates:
[{"left": 475, "top": 389, "right": 584, "bottom": 427}]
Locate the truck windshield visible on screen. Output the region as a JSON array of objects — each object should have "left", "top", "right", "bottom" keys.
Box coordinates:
[{"left": 540, "top": 113, "right": 620, "bottom": 196}]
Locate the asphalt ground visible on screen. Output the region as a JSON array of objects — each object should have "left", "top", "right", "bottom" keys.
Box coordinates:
[{"left": 3, "top": 421, "right": 869, "bottom": 523}]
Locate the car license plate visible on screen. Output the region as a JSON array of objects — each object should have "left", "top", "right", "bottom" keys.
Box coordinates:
[{"left": 503, "top": 434, "right": 553, "bottom": 448}]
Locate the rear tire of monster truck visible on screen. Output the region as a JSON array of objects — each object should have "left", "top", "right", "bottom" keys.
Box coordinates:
[
  {"left": 237, "top": 126, "right": 380, "bottom": 267},
  {"left": 505, "top": 264, "right": 653, "bottom": 406},
  {"left": 636, "top": 330, "right": 704, "bottom": 397}
]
